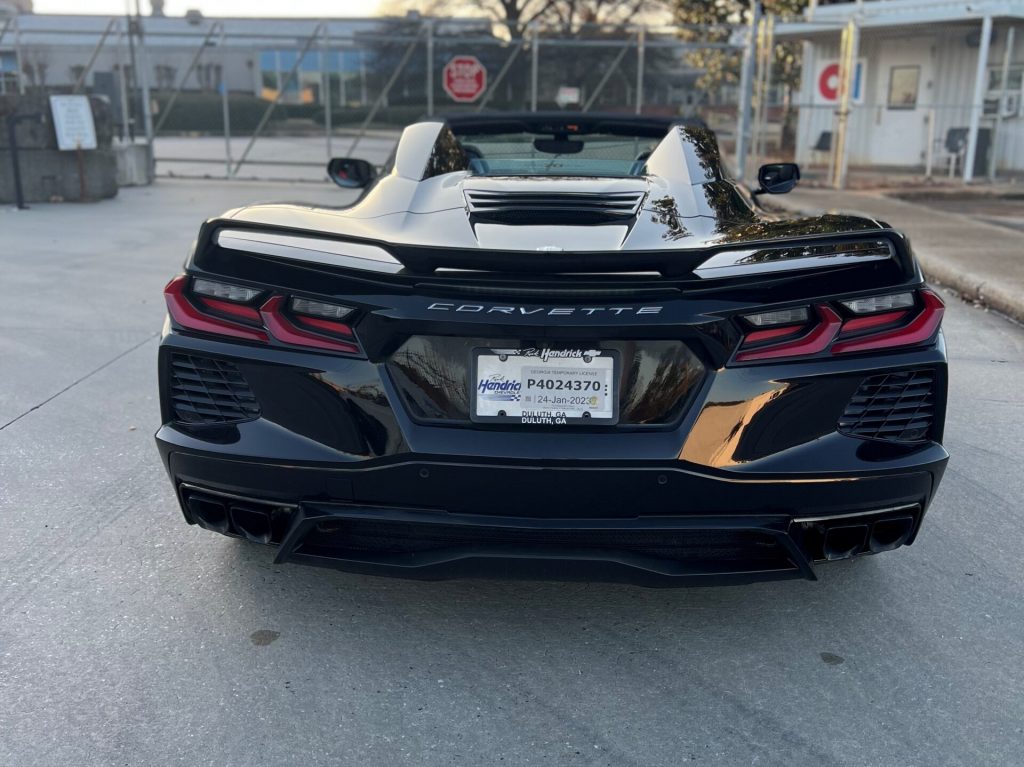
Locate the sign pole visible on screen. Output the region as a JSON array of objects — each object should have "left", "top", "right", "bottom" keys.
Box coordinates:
[
  {"left": 76, "top": 145, "right": 87, "bottom": 201},
  {"left": 6, "top": 115, "right": 27, "bottom": 209}
]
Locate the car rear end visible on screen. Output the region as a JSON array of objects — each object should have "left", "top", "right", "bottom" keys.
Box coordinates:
[{"left": 155, "top": 216, "right": 948, "bottom": 585}]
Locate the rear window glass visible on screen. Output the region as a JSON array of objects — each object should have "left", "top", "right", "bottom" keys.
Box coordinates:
[{"left": 457, "top": 132, "right": 659, "bottom": 178}]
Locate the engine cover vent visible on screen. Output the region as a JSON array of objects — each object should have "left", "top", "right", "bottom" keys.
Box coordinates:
[{"left": 464, "top": 190, "right": 645, "bottom": 225}]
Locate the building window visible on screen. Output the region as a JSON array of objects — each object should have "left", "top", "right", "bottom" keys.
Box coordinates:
[
  {"left": 985, "top": 65, "right": 1023, "bottom": 117},
  {"left": 154, "top": 64, "right": 178, "bottom": 90},
  {"left": 988, "top": 65, "right": 1024, "bottom": 93},
  {"left": 887, "top": 65, "right": 920, "bottom": 110},
  {"left": 0, "top": 51, "right": 17, "bottom": 94}
]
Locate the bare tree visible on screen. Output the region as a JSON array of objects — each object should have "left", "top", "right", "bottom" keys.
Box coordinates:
[{"left": 381, "top": 0, "right": 667, "bottom": 38}]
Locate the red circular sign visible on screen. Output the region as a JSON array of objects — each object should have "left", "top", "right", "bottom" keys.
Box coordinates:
[
  {"left": 443, "top": 55, "right": 487, "bottom": 103},
  {"left": 818, "top": 62, "right": 840, "bottom": 101}
]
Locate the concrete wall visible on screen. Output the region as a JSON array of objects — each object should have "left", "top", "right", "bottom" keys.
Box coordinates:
[
  {"left": 1, "top": 92, "right": 119, "bottom": 203},
  {"left": 0, "top": 147, "right": 118, "bottom": 202}
]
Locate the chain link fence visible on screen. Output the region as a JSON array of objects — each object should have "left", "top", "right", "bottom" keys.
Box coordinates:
[{"left": 0, "top": 14, "right": 751, "bottom": 183}]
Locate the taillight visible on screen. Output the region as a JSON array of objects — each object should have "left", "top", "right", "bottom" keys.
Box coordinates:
[
  {"left": 832, "top": 290, "right": 944, "bottom": 355},
  {"left": 163, "top": 275, "right": 362, "bottom": 356},
  {"left": 733, "top": 289, "right": 944, "bottom": 364},
  {"left": 164, "top": 276, "right": 269, "bottom": 343},
  {"left": 735, "top": 306, "right": 841, "bottom": 363},
  {"left": 840, "top": 292, "right": 915, "bottom": 314},
  {"left": 260, "top": 296, "right": 360, "bottom": 354},
  {"left": 192, "top": 278, "right": 263, "bottom": 303}
]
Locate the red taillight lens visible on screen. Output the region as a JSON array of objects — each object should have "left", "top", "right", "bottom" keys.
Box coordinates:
[
  {"left": 259, "top": 296, "right": 360, "bottom": 354},
  {"left": 733, "top": 290, "right": 943, "bottom": 364},
  {"left": 164, "top": 275, "right": 269, "bottom": 343},
  {"left": 832, "top": 290, "right": 944, "bottom": 355},
  {"left": 837, "top": 310, "right": 909, "bottom": 336},
  {"left": 735, "top": 306, "right": 842, "bottom": 362},
  {"left": 163, "top": 275, "right": 362, "bottom": 355}
]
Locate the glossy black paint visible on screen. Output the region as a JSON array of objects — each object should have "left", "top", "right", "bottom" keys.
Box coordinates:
[{"left": 156, "top": 114, "right": 949, "bottom": 584}]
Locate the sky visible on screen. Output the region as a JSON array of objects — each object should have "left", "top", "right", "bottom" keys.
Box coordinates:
[{"left": 33, "top": 0, "right": 386, "bottom": 16}]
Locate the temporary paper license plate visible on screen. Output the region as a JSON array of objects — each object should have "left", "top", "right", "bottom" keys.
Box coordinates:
[{"left": 471, "top": 347, "right": 618, "bottom": 425}]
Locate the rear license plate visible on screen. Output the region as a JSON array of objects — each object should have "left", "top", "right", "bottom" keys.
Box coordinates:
[{"left": 471, "top": 347, "right": 618, "bottom": 425}]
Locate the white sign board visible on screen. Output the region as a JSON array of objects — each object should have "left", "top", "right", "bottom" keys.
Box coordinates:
[
  {"left": 555, "top": 86, "right": 581, "bottom": 107},
  {"left": 49, "top": 95, "right": 98, "bottom": 151},
  {"left": 813, "top": 59, "right": 866, "bottom": 105}
]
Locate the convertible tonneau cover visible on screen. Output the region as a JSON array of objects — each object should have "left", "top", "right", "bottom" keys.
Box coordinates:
[{"left": 440, "top": 111, "right": 706, "bottom": 138}]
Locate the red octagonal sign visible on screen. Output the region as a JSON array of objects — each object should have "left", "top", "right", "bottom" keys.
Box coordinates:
[{"left": 443, "top": 55, "right": 487, "bottom": 103}]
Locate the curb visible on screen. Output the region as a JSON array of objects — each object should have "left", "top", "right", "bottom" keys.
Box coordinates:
[
  {"left": 918, "top": 254, "right": 1024, "bottom": 325},
  {"left": 765, "top": 197, "right": 1024, "bottom": 325}
]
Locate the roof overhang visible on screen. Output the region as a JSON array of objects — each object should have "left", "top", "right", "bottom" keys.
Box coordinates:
[{"left": 774, "top": 0, "right": 1024, "bottom": 40}]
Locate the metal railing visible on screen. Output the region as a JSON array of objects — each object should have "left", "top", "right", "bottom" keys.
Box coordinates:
[{"left": 1, "top": 14, "right": 751, "bottom": 182}]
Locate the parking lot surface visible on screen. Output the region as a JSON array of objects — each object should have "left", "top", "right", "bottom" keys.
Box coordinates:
[{"left": 2, "top": 181, "right": 1023, "bottom": 766}]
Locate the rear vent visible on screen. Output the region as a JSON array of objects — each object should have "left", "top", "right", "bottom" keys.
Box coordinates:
[
  {"left": 465, "top": 190, "right": 645, "bottom": 224},
  {"left": 169, "top": 354, "right": 260, "bottom": 424},
  {"left": 838, "top": 370, "right": 934, "bottom": 443}
]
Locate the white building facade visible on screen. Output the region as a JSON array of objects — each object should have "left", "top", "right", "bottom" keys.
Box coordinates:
[{"left": 780, "top": 0, "right": 1024, "bottom": 179}]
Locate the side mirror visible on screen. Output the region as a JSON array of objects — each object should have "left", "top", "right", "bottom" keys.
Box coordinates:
[
  {"left": 327, "top": 157, "right": 376, "bottom": 189},
  {"left": 756, "top": 162, "right": 801, "bottom": 195}
]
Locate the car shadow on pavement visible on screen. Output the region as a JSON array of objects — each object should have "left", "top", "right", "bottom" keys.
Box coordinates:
[{"left": 215, "top": 535, "right": 891, "bottom": 645}]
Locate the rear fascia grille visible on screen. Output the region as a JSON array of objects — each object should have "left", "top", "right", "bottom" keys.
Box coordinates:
[
  {"left": 169, "top": 354, "right": 260, "bottom": 424},
  {"left": 838, "top": 370, "right": 934, "bottom": 443}
]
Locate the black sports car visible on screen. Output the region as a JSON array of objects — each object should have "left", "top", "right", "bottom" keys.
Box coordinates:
[{"left": 156, "top": 113, "right": 948, "bottom": 585}]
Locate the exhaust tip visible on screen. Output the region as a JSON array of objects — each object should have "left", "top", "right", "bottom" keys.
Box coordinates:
[
  {"left": 230, "top": 504, "right": 274, "bottom": 545},
  {"left": 186, "top": 495, "right": 231, "bottom": 534},
  {"left": 822, "top": 524, "right": 869, "bottom": 561},
  {"left": 869, "top": 516, "right": 914, "bottom": 553}
]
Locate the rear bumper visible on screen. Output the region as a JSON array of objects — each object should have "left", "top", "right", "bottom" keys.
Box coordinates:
[{"left": 157, "top": 440, "right": 947, "bottom": 585}]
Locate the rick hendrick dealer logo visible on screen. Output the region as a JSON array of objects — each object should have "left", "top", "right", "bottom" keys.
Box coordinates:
[{"left": 477, "top": 373, "right": 521, "bottom": 401}]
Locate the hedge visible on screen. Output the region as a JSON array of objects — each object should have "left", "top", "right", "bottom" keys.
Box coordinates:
[{"left": 153, "top": 91, "right": 284, "bottom": 134}]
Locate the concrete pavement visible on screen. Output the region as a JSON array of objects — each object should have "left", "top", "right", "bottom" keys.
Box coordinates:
[
  {"left": 771, "top": 188, "right": 1024, "bottom": 323},
  {"left": 2, "top": 181, "right": 1024, "bottom": 766}
]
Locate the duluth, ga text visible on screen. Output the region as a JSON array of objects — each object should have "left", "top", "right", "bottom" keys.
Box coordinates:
[{"left": 519, "top": 410, "right": 569, "bottom": 425}]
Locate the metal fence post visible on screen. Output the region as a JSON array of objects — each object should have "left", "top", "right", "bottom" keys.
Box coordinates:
[
  {"left": 964, "top": 15, "right": 993, "bottom": 184},
  {"left": 530, "top": 24, "right": 539, "bottom": 112},
  {"left": 635, "top": 27, "right": 646, "bottom": 115},
  {"left": 14, "top": 15, "right": 25, "bottom": 95},
  {"left": 219, "top": 24, "right": 233, "bottom": 178},
  {"left": 135, "top": 7, "right": 155, "bottom": 146},
  {"left": 734, "top": 1, "right": 761, "bottom": 182},
  {"left": 116, "top": 22, "right": 132, "bottom": 140},
  {"left": 425, "top": 19, "right": 434, "bottom": 117},
  {"left": 322, "top": 22, "right": 333, "bottom": 162}
]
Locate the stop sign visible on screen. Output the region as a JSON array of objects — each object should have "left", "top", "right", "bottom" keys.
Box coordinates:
[{"left": 443, "top": 55, "right": 487, "bottom": 103}]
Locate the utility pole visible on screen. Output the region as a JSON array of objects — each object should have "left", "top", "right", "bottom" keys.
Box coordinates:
[{"left": 735, "top": 1, "right": 761, "bottom": 182}]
